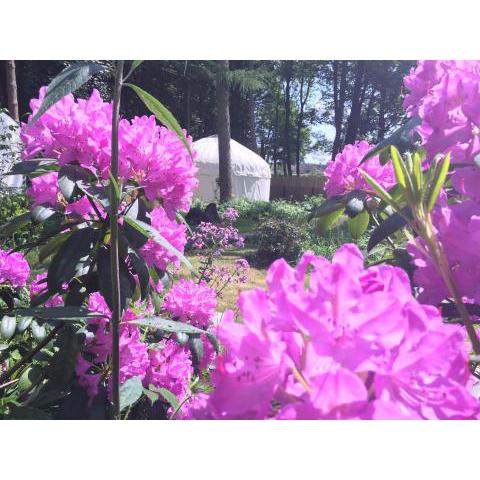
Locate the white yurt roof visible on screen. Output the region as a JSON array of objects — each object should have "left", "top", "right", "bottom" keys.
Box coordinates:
[
  {"left": 193, "top": 136, "right": 271, "bottom": 179},
  {"left": 0, "top": 112, "right": 23, "bottom": 189}
]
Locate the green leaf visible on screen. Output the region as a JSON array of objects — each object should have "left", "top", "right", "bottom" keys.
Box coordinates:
[
  {"left": 189, "top": 336, "right": 204, "bottom": 370},
  {"left": 390, "top": 146, "right": 407, "bottom": 189},
  {"left": 32, "top": 205, "right": 57, "bottom": 223},
  {"left": 18, "top": 365, "right": 44, "bottom": 393},
  {"left": 367, "top": 208, "right": 412, "bottom": 251},
  {"left": 359, "top": 169, "right": 399, "bottom": 210},
  {"left": 58, "top": 164, "right": 91, "bottom": 202},
  {"left": 47, "top": 325, "right": 80, "bottom": 386},
  {"left": 157, "top": 387, "right": 180, "bottom": 410},
  {"left": 0, "top": 212, "right": 31, "bottom": 236},
  {"left": 97, "top": 245, "right": 136, "bottom": 313},
  {"left": 28, "top": 62, "right": 105, "bottom": 127},
  {"left": 119, "top": 376, "right": 143, "bottom": 412},
  {"left": 348, "top": 210, "right": 369, "bottom": 239},
  {"left": 125, "top": 83, "right": 193, "bottom": 158},
  {"left": 360, "top": 115, "right": 421, "bottom": 165},
  {"left": 123, "top": 198, "right": 150, "bottom": 248},
  {"left": 3, "top": 158, "right": 59, "bottom": 176},
  {"left": 38, "top": 231, "right": 71, "bottom": 263},
  {"left": 14, "top": 306, "right": 101, "bottom": 321},
  {"left": 307, "top": 196, "right": 346, "bottom": 222},
  {"left": 311, "top": 208, "right": 345, "bottom": 235},
  {"left": 426, "top": 153, "right": 451, "bottom": 212},
  {"left": 47, "top": 227, "right": 99, "bottom": 292},
  {"left": 124, "top": 217, "right": 193, "bottom": 271}
]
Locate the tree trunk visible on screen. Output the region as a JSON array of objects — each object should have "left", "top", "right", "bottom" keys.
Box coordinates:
[
  {"left": 283, "top": 61, "right": 293, "bottom": 176},
  {"left": 216, "top": 60, "right": 232, "bottom": 203},
  {"left": 6, "top": 60, "right": 19, "bottom": 122},
  {"left": 246, "top": 91, "right": 257, "bottom": 153},
  {"left": 344, "top": 60, "right": 367, "bottom": 145},
  {"left": 331, "top": 61, "right": 348, "bottom": 160},
  {"left": 377, "top": 82, "right": 387, "bottom": 141},
  {"left": 184, "top": 75, "right": 191, "bottom": 132}
]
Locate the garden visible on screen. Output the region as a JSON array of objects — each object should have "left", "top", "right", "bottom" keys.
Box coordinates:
[{"left": 1, "top": 59, "right": 480, "bottom": 421}]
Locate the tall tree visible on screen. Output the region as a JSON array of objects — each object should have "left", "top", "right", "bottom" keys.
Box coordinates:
[
  {"left": 344, "top": 60, "right": 367, "bottom": 145},
  {"left": 216, "top": 60, "right": 232, "bottom": 203},
  {"left": 331, "top": 60, "right": 348, "bottom": 160},
  {"left": 282, "top": 61, "right": 293, "bottom": 175},
  {"left": 294, "top": 61, "right": 316, "bottom": 175},
  {"left": 5, "top": 60, "right": 19, "bottom": 122}
]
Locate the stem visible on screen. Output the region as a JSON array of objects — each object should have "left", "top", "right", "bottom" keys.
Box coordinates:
[
  {"left": 0, "top": 324, "right": 63, "bottom": 386},
  {"left": 109, "top": 60, "right": 124, "bottom": 419},
  {"left": 419, "top": 214, "right": 480, "bottom": 355}
]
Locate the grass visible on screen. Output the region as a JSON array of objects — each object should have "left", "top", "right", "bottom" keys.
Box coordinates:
[{"left": 178, "top": 248, "right": 268, "bottom": 311}]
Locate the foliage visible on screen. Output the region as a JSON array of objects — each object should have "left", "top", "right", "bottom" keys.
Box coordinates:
[{"left": 252, "top": 218, "right": 307, "bottom": 266}]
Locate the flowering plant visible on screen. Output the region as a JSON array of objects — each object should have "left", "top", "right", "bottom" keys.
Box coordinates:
[{"left": 0, "top": 61, "right": 219, "bottom": 419}]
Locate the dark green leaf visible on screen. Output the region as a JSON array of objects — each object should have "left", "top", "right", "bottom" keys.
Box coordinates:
[
  {"left": 124, "top": 217, "right": 193, "bottom": 271},
  {"left": 367, "top": 208, "right": 412, "bottom": 251},
  {"left": 125, "top": 83, "right": 193, "bottom": 158},
  {"left": 128, "top": 248, "right": 150, "bottom": 300},
  {"left": 32, "top": 205, "right": 57, "bottom": 223},
  {"left": 0, "top": 212, "right": 31, "bottom": 236},
  {"left": 308, "top": 195, "right": 346, "bottom": 221},
  {"left": 360, "top": 116, "right": 422, "bottom": 165},
  {"left": 3, "top": 158, "right": 59, "bottom": 176},
  {"left": 47, "top": 227, "right": 99, "bottom": 292},
  {"left": 47, "top": 325, "right": 80, "bottom": 386},
  {"left": 119, "top": 376, "right": 143, "bottom": 412},
  {"left": 14, "top": 306, "right": 100, "bottom": 321},
  {"left": 189, "top": 336, "right": 204, "bottom": 371},
  {"left": 123, "top": 198, "right": 151, "bottom": 248},
  {"left": 28, "top": 62, "right": 106, "bottom": 127},
  {"left": 58, "top": 164, "right": 91, "bottom": 202},
  {"left": 38, "top": 231, "right": 71, "bottom": 263},
  {"left": 97, "top": 245, "right": 136, "bottom": 312}
]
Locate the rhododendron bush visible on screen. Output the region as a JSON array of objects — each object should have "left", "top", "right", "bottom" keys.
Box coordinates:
[{"left": 1, "top": 60, "right": 480, "bottom": 420}]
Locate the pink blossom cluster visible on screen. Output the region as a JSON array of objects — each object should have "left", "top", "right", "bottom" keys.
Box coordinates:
[
  {"left": 77, "top": 280, "right": 217, "bottom": 414},
  {"left": 201, "top": 258, "right": 250, "bottom": 294},
  {"left": 163, "top": 279, "right": 217, "bottom": 328},
  {"left": 221, "top": 207, "right": 239, "bottom": 225},
  {"left": 189, "top": 221, "right": 244, "bottom": 252},
  {"left": 324, "top": 141, "right": 395, "bottom": 198},
  {"left": 403, "top": 61, "right": 480, "bottom": 167},
  {"left": 140, "top": 206, "right": 187, "bottom": 271},
  {"left": 0, "top": 248, "right": 30, "bottom": 288},
  {"left": 192, "top": 245, "right": 479, "bottom": 419},
  {"left": 20, "top": 87, "right": 198, "bottom": 217}
]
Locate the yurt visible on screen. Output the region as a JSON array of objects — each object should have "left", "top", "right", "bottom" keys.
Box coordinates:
[
  {"left": 193, "top": 136, "right": 271, "bottom": 202},
  {"left": 0, "top": 112, "right": 23, "bottom": 189}
]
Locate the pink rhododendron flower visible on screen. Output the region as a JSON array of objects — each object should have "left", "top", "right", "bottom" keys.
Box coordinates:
[
  {"left": 403, "top": 60, "right": 480, "bottom": 165},
  {"left": 324, "top": 141, "right": 395, "bottom": 198},
  {"left": 192, "top": 245, "right": 479, "bottom": 419},
  {"left": 29, "top": 272, "right": 63, "bottom": 307},
  {"left": 0, "top": 249, "right": 30, "bottom": 288},
  {"left": 26, "top": 172, "right": 59, "bottom": 207},
  {"left": 140, "top": 205, "right": 187, "bottom": 271},
  {"left": 163, "top": 279, "right": 217, "bottom": 328},
  {"left": 145, "top": 339, "right": 193, "bottom": 399},
  {"left": 20, "top": 88, "right": 198, "bottom": 215}
]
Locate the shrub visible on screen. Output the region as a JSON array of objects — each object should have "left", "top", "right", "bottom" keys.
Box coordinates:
[
  {"left": 252, "top": 218, "right": 307, "bottom": 266},
  {"left": 0, "top": 192, "right": 42, "bottom": 250}
]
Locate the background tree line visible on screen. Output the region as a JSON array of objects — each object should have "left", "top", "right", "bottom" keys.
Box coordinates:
[{"left": 1, "top": 60, "right": 415, "bottom": 176}]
